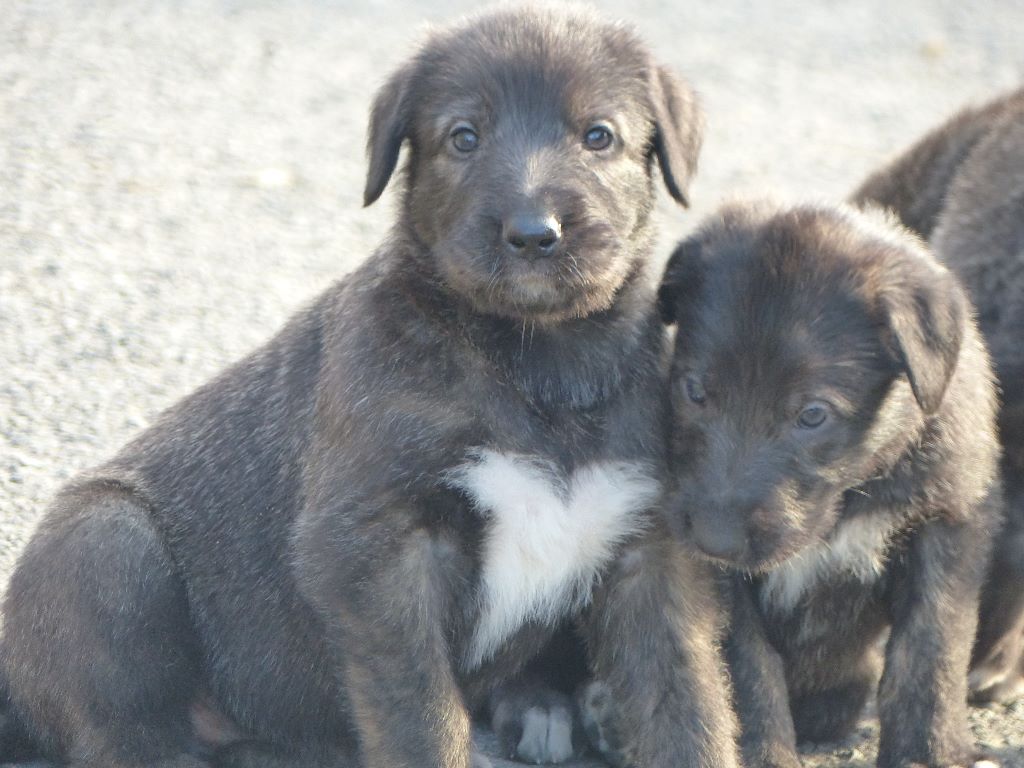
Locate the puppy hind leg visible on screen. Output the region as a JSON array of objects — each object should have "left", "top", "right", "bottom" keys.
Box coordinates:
[{"left": 2, "top": 483, "right": 206, "bottom": 765}]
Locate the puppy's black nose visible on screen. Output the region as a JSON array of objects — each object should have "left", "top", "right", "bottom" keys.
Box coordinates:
[{"left": 503, "top": 214, "right": 561, "bottom": 259}]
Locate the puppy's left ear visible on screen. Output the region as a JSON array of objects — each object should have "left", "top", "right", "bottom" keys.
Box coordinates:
[
  {"left": 880, "top": 256, "right": 968, "bottom": 414},
  {"left": 363, "top": 62, "right": 416, "bottom": 207},
  {"left": 648, "top": 65, "right": 704, "bottom": 208}
]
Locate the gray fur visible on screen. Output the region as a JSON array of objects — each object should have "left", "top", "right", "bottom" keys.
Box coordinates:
[
  {"left": 659, "top": 202, "right": 1001, "bottom": 768},
  {"left": 0, "top": 8, "right": 739, "bottom": 768},
  {"left": 852, "top": 88, "right": 1024, "bottom": 704}
]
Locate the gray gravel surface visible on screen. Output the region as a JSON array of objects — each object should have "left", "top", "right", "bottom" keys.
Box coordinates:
[{"left": 1, "top": 1, "right": 1022, "bottom": 765}]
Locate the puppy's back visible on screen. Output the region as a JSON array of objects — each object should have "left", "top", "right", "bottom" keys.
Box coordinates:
[
  {"left": 850, "top": 88, "right": 1024, "bottom": 240},
  {"left": 929, "top": 111, "right": 1024, "bottom": 389}
]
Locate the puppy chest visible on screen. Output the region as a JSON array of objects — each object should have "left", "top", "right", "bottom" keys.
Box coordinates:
[
  {"left": 448, "top": 449, "right": 660, "bottom": 669},
  {"left": 759, "top": 512, "right": 900, "bottom": 615}
]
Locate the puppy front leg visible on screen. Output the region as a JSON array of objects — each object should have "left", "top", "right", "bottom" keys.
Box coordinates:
[
  {"left": 583, "top": 532, "right": 741, "bottom": 768},
  {"left": 294, "top": 503, "right": 476, "bottom": 768},
  {"left": 878, "top": 515, "right": 992, "bottom": 768},
  {"left": 724, "top": 577, "right": 800, "bottom": 768}
]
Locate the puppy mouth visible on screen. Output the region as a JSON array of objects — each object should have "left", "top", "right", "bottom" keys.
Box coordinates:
[
  {"left": 437, "top": 227, "right": 630, "bottom": 321},
  {"left": 688, "top": 539, "right": 813, "bottom": 577},
  {"left": 506, "top": 256, "right": 563, "bottom": 280},
  {"left": 683, "top": 538, "right": 785, "bottom": 574},
  {"left": 673, "top": 506, "right": 819, "bottom": 576},
  {"left": 732, "top": 548, "right": 810, "bottom": 576}
]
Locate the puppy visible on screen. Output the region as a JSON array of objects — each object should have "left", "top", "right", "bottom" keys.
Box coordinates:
[
  {"left": 852, "top": 87, "right": 1024, "bottom": 703},
  {"left": 658, "top": 202, "right": 1001, "bottom": 768},
  {"left": 0, "top": 8, "right": 741, "bottom": 768}
]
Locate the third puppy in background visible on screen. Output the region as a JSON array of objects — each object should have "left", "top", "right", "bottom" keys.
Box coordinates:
[
  {"left": 852, "top": 87, "right": 1024, "bottom": 705},
  {"left": 658, "top": 202, "right": 1001, "bottom": 768}
]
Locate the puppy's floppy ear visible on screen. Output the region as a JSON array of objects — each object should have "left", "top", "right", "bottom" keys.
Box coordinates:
[
  {"left": 880, "top": 255, "right": 968, "bottom": 414},
  {"left": 657, "top": 237, "right": 704, "bottom": 325},
  {"left": 648, "top": 65, "right": 704, "bottom": 208},
  {"left": 363, "top": 62, "right": 416, "bottom": 207}
]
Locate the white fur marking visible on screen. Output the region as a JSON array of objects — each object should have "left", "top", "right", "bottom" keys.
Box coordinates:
[
  {"left": 761, "top": 513, "right": 898, "bottom": 613},
  {"left": 448, "top": 450, "right": 658, "bottom": 669}
]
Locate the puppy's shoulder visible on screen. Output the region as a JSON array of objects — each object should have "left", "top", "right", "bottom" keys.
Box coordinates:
[
  {"left": 930, "top": 100, "right": 1024, "bottom": 292},
  {"left": 850, "top": 87, "right": 1024, "bottom": 239}
]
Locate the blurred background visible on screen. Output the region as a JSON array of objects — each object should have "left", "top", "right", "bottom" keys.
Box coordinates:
[{"left": 1, "top": 1, "right": 1022, "bottom": 764}]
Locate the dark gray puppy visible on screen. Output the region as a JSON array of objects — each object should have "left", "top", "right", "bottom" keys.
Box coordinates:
[
  {"left": 0, "top": 7, "right": 741, "bottom": 768},
  {"left": 657, "top": 202, "right": 1001, "bottom": 768},
  {"left": 852, "top": 87, "right": 1024, "bottom": 704}
]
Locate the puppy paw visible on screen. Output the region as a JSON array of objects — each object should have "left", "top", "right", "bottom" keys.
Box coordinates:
[
  {"left": 471, "top": 750, "right": 495, "bottom": 768},
  {"left": 491, "top": 682, "right": 577, "bottom": 764},
  {"left": 969, "top": 658, "right": 1024, "bottom": 705},
  {"left": 576, "top": 679, "right": 633, "bottom": 768}
]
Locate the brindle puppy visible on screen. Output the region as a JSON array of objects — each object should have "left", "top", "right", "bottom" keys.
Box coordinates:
[
  {"left": 852, "top": 87, "right": 1024, "bottom": 704},
  {"left": 0, "top": 8, "right": 740, "bottom": 768},
  {"left": 658, "top": 202, "right": 1000, "bottom": 768}
]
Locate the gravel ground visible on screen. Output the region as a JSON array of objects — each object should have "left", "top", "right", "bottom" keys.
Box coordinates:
[{"left": 1, "top": 0, "right": 1022, "bottom": 765}]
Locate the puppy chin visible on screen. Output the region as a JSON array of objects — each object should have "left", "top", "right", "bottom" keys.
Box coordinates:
[
  {"left": 455, "top": 271, "right": 622, "bottom": 324},
  {"left": 433, "top": 235, "right": 632, "bottom": 323},
  {"left": 504, "top": 276, "right": 603, "bottom": 322},
  {"left": 739, "top": 522, "right": 842, "bottom": 575}
]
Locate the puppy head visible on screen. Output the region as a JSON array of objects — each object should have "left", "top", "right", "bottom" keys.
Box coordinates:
[
  {"left": 364, "top": 7, "right": 703, "bottom": 323},
  {"left": 658, "top": 202, "right": 967, "bottom": 571}
]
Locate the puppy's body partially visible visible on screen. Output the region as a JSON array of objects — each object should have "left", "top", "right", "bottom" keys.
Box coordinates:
[
  {"left": 658, "top": 203, "right": 1001, "bottom": 768},
  {"left": 852, "top": 87, "right": 1024, "bottom": 703},
  {"left": 0, "top": 8, "right": 740, "bottom": 768}
]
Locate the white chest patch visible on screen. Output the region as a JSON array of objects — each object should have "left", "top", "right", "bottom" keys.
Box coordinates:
[
  {"left": 760, "top": 513, "right": 900, "bottom": 614},
  {"left": 447, "top": 449, "right": 659, "bottom": 669}
]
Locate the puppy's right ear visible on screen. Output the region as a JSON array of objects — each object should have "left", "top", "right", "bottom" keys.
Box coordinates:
[
  {"left": 657, "top": 237, "right": 703, "bottom": 325},
  {"left": 363, "top": 63, "right": 416, "bottom": 207}
]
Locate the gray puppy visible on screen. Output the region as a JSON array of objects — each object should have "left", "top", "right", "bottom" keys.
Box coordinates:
[
  {"left": 852, "top": 87, "right": 1024, "bottom": 704},
  {"left": 0, "top": 7, "right": 741, "bottom": 768},
  {"left": 658, "top": 202, "right": 1001, "bottom": 768}
]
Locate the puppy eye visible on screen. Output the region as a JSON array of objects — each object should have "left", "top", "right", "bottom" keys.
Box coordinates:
[
  {"left": 684, "top": 375, "right": 707, "bottom": 405},
  {"left": 583, "top": 125, "right": 613, "bottom": 151},
  {"left": 450, "top": 126, "right": 479, "bottom": 153},
  {"left": 796, "top": 402, "right": 830, "bottom": 429}
]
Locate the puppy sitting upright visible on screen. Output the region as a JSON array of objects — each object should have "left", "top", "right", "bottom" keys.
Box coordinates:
[
  {"left": 0, "top": 8, "right": 740, "bottom": 768},
  {"left": 658, "top": 202, "right": 1001, "bottom": 768}
]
